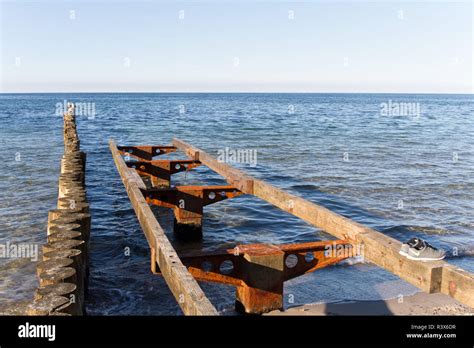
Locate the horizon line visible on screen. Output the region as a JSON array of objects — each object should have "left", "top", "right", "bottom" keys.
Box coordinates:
[{"left": 1, "top": 91, "right": 473, "bottom": 95}]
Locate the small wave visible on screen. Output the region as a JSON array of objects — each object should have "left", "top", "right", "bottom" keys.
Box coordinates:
[
  {"left": 382, "top": 224, "right": 455, "bottom": 236},
  {"left": 290, "top": 184, "right": 319, "bottom": 191},
  {"left": 406, "top": 225, "right": 455, "bottom": 235}
]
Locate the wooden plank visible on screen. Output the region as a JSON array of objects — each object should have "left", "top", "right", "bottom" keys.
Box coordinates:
[
  {"left": 109, "top": 139, "right": 218, "bottom": 315},
  {"left": 173, "top": 138, "right": 474, "bottom": 307}
]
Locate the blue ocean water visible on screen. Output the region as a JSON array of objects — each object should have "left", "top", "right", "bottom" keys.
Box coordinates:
[{"left": 0, "top": 93, "right": 473, "bottom": 314}]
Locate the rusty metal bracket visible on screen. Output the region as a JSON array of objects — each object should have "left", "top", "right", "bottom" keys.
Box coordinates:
[
  {"left": 142, "top": 185, "right": 244, "bottom": 241},
  {"left": 152, "top": 240, "right": 351, "bottom": 314},
  {"left": 118, "top": 145, "right": 177, "bottom": 161},
  {"left": 126, "top": 159, "right": 201, "bottom": 188},
  {"left": 142, "top": 185, "right": 243, "bottom": 212}
]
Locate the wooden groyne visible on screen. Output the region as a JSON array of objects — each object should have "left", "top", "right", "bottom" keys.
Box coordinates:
[
  {"left": 110, "top": 138, "right": 474, "bottom": 315},
  {"left": 26, "top": 104, "right": 90, "bottom": 315}
]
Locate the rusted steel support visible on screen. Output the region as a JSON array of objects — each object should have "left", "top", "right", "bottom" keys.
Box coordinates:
[
  {"left": 235, "top": 245, "right": 285, "bottom": 314},
  {"left": 118, "top": 145, "right": 177, "bottom": 161},
  {"left": 126, "top": 159, "right": 201, "bottom": 188},
  {"left": 153, "top": 240, "right": 350, "bottom": 314},
  {"left": 142, "top": 185, "right": 243, "bottom": 241}
]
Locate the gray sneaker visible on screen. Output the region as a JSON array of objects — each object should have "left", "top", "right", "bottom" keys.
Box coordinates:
[
  {"left": 406, "top": 240, "right": 446, "bottom": 261},
  {"left": 399, "top": 238, "right": 421, "bottom": 257}
]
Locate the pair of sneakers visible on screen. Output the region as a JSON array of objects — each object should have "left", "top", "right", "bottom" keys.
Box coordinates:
[{"left": 399, "top": 238, "right": 446, "bottom": 261}]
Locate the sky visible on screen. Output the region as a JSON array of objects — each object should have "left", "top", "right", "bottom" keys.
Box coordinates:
[{"left": 0, "top": 0, "right": 472, "bottom": 93}]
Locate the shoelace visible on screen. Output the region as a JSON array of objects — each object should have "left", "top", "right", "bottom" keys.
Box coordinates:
[
  {"left": 407, "top": 238, "right": 420, "bottom": 247},
  {"left": 414, "top": 240, "right": 438, "bottom": 251}
]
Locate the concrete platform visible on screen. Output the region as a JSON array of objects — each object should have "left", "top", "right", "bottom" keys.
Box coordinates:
[{"left": 266, "top": 292, "right": 474, "bottom": 316}]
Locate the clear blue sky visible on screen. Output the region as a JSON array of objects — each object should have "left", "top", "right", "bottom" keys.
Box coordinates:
[{"left": 0, "top": 0, "right": 472, "bottom": 93}]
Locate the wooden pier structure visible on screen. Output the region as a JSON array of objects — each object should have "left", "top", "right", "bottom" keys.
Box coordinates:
[{"left": 110, "top": 138, "right": 474, "bottom": 315}]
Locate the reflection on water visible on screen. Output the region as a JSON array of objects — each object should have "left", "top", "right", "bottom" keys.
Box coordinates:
[{"left": 0, "top": 93, "right": 473, "bottom": 314}]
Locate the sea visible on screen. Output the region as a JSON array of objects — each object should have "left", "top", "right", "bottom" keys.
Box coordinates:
[{"left": 0, "top": 93, "right": 473, "bottom": 315}]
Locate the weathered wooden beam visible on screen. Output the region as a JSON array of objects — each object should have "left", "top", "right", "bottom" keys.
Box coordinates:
[
  {"left": 109, "top": 139, "right": 218, "bottom": 315},
  {"left": 172, "top": 138, "right": 474, "bottom": 308},
  {"left": 441, "top": 265, "right": 474, "bottom": 308}
]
